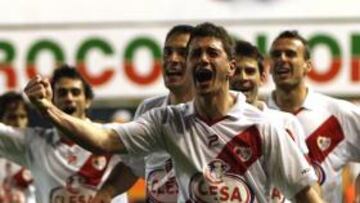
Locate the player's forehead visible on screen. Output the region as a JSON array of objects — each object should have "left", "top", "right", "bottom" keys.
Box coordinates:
[
  {"left": 188, "top": 36, "right": 225, "bottom": 52},
  {"left": 54, "top": 77, "right": 84, "bottom": 90},
  {"left": 235, "top": 56, "right": 258, "bottom": 68},
  {"left": 165, "top": 33, "right": 191, "bottom": 48},
  {"left": 271, "top": 37, "right": 304, "bottom": 52},
  {"left": 3, "top": 101, "right": 27, "bottom": 112}
]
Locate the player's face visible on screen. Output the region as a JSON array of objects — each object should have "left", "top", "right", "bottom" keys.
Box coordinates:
[
  {"left": 1, "top": 102, "right": 28, "bottom": 128},
  {"left": 230, "top": 57, "right": 264, "bottom": 105},
  {"left": 53, "top": 78, "right": 90, "bottom": 119},
  {"left": 187, "top": 37, "right": 234, "bottom": 96},
  {"left": 162, "top": 33, "right": 192, "bottom": 92},
  {"left": 270, "top": 38, "right": 311, "bottom": 90}
]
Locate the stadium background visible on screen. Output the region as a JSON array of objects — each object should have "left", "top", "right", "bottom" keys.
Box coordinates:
[{"left": 1, "top": 0, "right": 360, "bottom": 202}]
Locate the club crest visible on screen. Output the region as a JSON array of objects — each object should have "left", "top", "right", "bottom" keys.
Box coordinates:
[
  {"left": 317, "top": 136, "right": 331, "bottom": 151},
  {"left": 233, "top": 146, "right": 252, "bottom": 162},
  {"left": 91, "top": 156, "right": 107, "bottom": 171}
]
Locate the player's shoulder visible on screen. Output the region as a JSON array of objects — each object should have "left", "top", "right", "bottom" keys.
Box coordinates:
[
  {"left": 141, "top": 95, "right": 168, "bottom": 107},
  {"left": 24, "top": 127, "right": 55, "bottom": 144},
  {"left": 164, "top": 101, "right": 190, "bottom": 115},
  {"left": 265, "top": 108, "right": 297, "bottom": 122},
  {"left": 135, "top": 95, "right": 168, "bottom": 119},
  {"left": 242, "top": 103, "right": 276, "bottom": 126},
  {"left": 315, "top": 92, "right": 358, "bottom": 114}
]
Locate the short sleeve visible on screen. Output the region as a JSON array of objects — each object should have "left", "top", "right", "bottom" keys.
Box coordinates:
[
  {"left": 134, "top": 101, "right": 147, "bottom": 119},
  {"left": 336, "top": 101, "right": 360, "bottom": 160},
  {"left": 105, "top": 109, "right": 166, "bottom": 157},
  {"left": 262, "top": 123, "right": 317, "bottom": 199}
]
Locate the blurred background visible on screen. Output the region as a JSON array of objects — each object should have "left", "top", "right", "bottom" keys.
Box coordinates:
[{"left": 1, "top": 0, "right": 360, "bottom": 202}]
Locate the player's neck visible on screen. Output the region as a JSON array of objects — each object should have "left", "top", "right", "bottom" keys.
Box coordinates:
[
  {"left": 252, "top": 99, "right": 264, "bottom": 111},
  {"left": 195, "top": 89, "right": 235, "bottom": 121},
  {"left": 273, "top": 84, "right": 308, "bottom": 113},
  {"left": 169, "top": 88, "right": 194, "bottom": 105}
]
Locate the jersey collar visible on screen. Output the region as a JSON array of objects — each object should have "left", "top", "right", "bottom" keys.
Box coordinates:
[
  {"left": 267, "top": 87, "right": 320, "bottom": 112},
  {"left": 185, "top": 91, "right": 247, "bottom": 119}
]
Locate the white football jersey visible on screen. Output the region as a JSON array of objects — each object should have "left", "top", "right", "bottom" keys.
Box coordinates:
[
  {"left": 267, "top": 89, "right": 360, "bottom": 203},
  {"left": 108, "top": 92, "right": 317, "bottom": 203},
  {"left": 134, "top": 95, "right": 179, "bottom": 202},
  {"left": 0, "top": 124, "right": 128, "bottom": 203},
  {"left": 0, "top": 158, "right": 35, "bottom": 203},
  {"left": 259, "top": 102, "right": 308, "bottom": 155},
  {"left": 258, "top": 102, "right": 309, "bottom": 203}
]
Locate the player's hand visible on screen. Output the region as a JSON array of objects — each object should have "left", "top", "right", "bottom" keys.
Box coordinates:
[{"left": 24, "top": 75, "right": 53, "bottom": 112}]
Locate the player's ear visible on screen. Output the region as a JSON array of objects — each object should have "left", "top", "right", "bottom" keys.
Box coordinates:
[
  {"left": 260, "top": 71, "right": 267, "bottom": 85},
  {"left": 85, "top": 99, "right": 91, "bottom": 109},
  {"left": 304, "top": 60, "right": 312, "bottom": 75},
  {"left": 228, "top": 59, "right": 236, "bottom": 78}
]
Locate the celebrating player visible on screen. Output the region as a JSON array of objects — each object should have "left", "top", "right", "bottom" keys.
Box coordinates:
[
  {"left": 0, "top": 91, "right": 35, "bottom": 203},
  {"left": 229, "top": 40, "right": 320, "bottom": 202},
  {"left": 0, "top": 65, "right": 129, "bottom": 203},
  {"left": 267, "top": 30, "right": 360, "bottom": 203},
  {"left": 98, "top": 24, "right": 194, "bottom": 203},
  {"left": 25, "top": 22, "right": 322, "bottom": 203}
]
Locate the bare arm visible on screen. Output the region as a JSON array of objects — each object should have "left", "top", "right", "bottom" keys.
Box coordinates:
[
  {"left": 24, "top": 75, "right": 126, "bottom": 154},
  {"left": 46, "top": 104, "right": 126, "bottom": 154},
  {"left": 294, "top": 185, "right": 324, "bottom": 203},
  {"left": 93, "top": 162, "right": 139, "bottom": 202}
]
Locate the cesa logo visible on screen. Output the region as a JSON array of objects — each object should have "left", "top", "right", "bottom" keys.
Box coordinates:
[
  {"left": 147, "top": 168, "right": 179, "bottom": 202},
  {"left": 188, "top": 159, "right": 254, "bottom": 203},
  {"left": 0, "top": 36, "right": 162, "bottom": 90}
]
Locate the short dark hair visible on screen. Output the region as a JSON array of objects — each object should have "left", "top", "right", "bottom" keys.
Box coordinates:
[
  {"left": 51, "top": 64, "right": 94, "bottom": 100},
  {"left": 0, "top": 91, "right": 29, "bottom": 119},
  {"left": 234, "top": 40, "right": 264, "bottom": 74},
  {"left": 165, "top": 24, "right": 194, "bottom": 42},
  {"left": 272, "top": 30, "right": 310, "bottom": 60},
  {"left": 187, "top": 22, "right": 234, "bottom": 58}
]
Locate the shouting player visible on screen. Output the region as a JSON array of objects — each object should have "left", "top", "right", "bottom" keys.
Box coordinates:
[{"left": 25, "top": 23, "right": 322, "bottom": 203}]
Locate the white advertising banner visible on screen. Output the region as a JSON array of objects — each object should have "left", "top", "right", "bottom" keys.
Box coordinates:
[{"left": 0, "top": 19, "right": 359, "bottom": 98}]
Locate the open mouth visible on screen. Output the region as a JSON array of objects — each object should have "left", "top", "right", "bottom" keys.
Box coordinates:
[
  {"left": 232, "top": 83, "right": 252, "bottom": 93},
  {"left": 194, "top": 68, "right": 213, "bottom": 83},
  {"left": 231, "top": 80, "right": 253, "bottom": 92},
  {"left": 274, "top": 65, "right": 291, "bottom": 77},
  {"left": 237, "top": 86, "right": 252, "bottom": 93},
  {"left": 165, "top": 64, "right": 184, "bottom": 77},
  {"left": 63, "top": 106, "right": 76, "bottom": 115},
  {"left": 166, "top": 71, "right": 183, "bottom": 77}
]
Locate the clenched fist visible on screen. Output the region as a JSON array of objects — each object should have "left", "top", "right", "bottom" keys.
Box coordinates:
[{"left": 24, "top": 75, "right": 53, "bottom": 112}]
